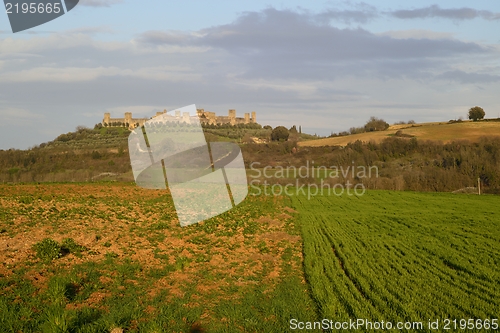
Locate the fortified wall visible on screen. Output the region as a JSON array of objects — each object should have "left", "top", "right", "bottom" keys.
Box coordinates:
[{"left": 102, "top": 109, "right": 257, "bottom": 129}]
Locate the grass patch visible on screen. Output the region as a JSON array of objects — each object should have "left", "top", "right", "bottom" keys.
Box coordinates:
[
  {"left": 33, "top": 238, "right": 87, "bottom": 262},
  {"left": 33, "top": 238, "right": 63, "bottom": 262}
]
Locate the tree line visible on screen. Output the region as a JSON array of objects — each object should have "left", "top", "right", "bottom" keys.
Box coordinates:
[
  {"left": 241, "top": 136, "right": 500, "bottom": 194},
  {"left": 1, "top": 126, "right": 499, "bottom": 194}
]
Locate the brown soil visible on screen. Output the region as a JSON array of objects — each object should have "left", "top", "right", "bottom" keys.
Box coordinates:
[{"left": 0, "top": 183, "right": 306, "bottom": 312}]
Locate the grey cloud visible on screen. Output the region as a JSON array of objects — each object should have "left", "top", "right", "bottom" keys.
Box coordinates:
[
  {"left": 138, "top": 31, "right": 193, "bottom": 45},
  {"left": 138, "top": 8, "right": 488, "bottom": 81},
  {"left": 436, "top": 70, "right": 500, "bottom": 84},
  {"left": 315, "top": 2, "right": 379, "bottom": 24},
  {"left": 391, "top": 5, "right": 500, "bottom": 21},
  {"left": 200, "top": 8, "right": 485, "bottom": 57}
]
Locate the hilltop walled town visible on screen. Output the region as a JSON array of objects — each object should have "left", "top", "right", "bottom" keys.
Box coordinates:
[{"left": 103, "top": 109, "right": 257, "bottom": 129}]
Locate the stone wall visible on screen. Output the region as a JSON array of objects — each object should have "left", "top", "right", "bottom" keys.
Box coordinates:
[{"left": 103, "top": 109, "right": 256, "bottom": 129}]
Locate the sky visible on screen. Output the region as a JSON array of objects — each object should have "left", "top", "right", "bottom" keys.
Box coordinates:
[{"left": 1, "top": 0, "right": 500, "bottom": 149}]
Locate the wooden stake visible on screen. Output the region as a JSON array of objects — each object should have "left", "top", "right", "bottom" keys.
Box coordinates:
[{"left": 478, "top": 177, "right": 481, "bottom": 195}]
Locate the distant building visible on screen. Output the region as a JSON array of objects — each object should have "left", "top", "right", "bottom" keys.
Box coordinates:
[{"left": 102, "top": 109, "right": 257, "bottom": 129}]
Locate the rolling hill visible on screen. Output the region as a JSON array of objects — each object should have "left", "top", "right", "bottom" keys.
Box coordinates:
[{"left": 298, "top": 120, "right": 500, "bottom": 147}]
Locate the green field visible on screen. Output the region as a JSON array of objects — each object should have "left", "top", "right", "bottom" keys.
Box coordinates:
[{"left": 291, "top": 191, "right": 500, "bottom": 332}]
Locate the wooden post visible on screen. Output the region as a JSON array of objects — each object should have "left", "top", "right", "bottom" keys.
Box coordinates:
[{"left": 478, "top": 177, "right": 481, "bottom": 195}]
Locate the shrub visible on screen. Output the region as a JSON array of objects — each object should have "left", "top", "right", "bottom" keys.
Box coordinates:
[
  {"left": 91, "top": 150, "right": 102, "bottom": 160},
  {"left": 349, "top": 126, "right": 365, "bottom": 135},
  {"left": 364, "top": 117, "right": 389, "bottom": 132},
  {"left": 271, "top": 126, "right": 290, "bottom": 141},
  {"left": 8, "top": 167, "right": 19, "bottom": 175},
  {"left": 55, "top": 133, "right": 70, "bottom": 142}
]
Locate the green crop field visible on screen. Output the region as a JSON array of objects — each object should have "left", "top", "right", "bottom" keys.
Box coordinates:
[{"left": 290, "top": 191, "right": 500, "bottom": 332}]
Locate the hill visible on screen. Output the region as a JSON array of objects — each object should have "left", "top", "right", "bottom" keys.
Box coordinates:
[
  {"left": 2, "top": 120, "right": 500, "bottom": 194},
  {"left": 0, "top": 124, "right": 313, "bottom": 183},
  {"left": 299, "top": 120, "right": 500, "bottom": 147}
]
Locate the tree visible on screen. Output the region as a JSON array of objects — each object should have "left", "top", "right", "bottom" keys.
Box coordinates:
[
  {"left": 468, "top": 106, "right": 485, "bottom": 121},
  {"left": 271, "top": 126, "right": 290, "bottom": 141},
  {"left": 364, "top": 117, "right": 389, "bottom": 132},
  {"left": 76, "top": 125, "right": 88, "bottom": 132}
]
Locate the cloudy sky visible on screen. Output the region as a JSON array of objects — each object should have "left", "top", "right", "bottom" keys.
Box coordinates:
[{"left": 1, "top": 0, "right": 500, "bottom": 149}]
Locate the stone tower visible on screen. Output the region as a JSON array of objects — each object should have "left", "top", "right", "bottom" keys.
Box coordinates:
[
  {"left": 103, "top": 113, "right": 110, "bottom": 124},
  {"left": 124, "top": 112, "right": 132, "bottom": 125},
  {"left": 244, "top": 113, "right": 250, "bottom": 124},
  {"left": 229, "top": 109, "right": 236, "bottom": 126},
  {"left": 251, "top": 111, "right": 256, "bottom": 123}
]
